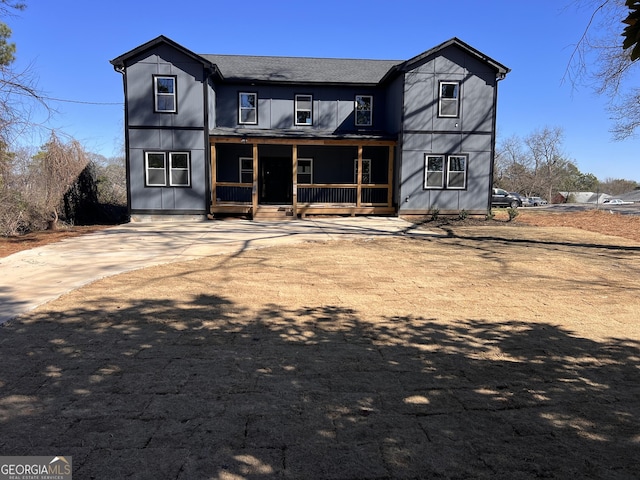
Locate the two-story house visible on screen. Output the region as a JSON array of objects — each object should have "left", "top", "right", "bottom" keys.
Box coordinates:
[{"left": 110, "top": 36, "right": 509, "bottom": 220}]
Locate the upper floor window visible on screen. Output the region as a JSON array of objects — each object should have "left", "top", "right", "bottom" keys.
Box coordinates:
[
  {"left": 239, "top": 92, "right": 258, "bottom": 124},
  {"left": 145, "top": 151, "right": 191, "bottom": 187},
  {"left": 295, "top": 95, "right": 313, "bottom": 126},
  {"left": 154, "top": 76, "right": 177, "bottom": 113},
  {"left": 355, "top": 95, "right": 373, "bottom": 126},
  {"left": 438, "top": 82, "right": 459, "bottom": 117}
]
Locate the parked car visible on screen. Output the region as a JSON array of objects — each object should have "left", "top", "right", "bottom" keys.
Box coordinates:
[
  {"left": 529, "top": 196, "right": 547, "bottom": 206},
  {"left": 603, "top": 198, "right": 634, "bottom": 205},
  {"left": 492, "top": 188, "right": 522, "bottom": 208},
  {"left": 509, "top": 193, "right": 530, "bottom": 207}
]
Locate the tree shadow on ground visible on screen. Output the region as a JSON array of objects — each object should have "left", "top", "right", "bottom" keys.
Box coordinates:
[{"left": 1, "top": 294, "right": 639, "bottom": 479}]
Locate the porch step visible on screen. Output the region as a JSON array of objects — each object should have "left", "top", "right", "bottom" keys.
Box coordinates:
[{"left": 253, "top": 205, "right": 296, "bottom": 220}]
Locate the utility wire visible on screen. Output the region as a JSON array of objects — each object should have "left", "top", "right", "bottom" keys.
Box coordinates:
[{"left": 40, "top": 96, "right": 123, "bottom": 106}]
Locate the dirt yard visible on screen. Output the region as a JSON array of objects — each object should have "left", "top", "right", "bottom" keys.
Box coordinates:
[
  {"left": 2, "top": 208, "right": 639, "bottom": 258},
  {"left": 1, "top": 211, "right": 638, "bottom": 478}
]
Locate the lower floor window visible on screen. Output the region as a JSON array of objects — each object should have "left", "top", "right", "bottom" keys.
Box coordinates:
[
  {"left": 145, "top": 151, "right": 191, "bottom": 187},
  {"left": 424, "top": 153, "right": 468, "bottom": 189},
  {"left": 354, "top": 158, "right": 371, "bottom": 183},
  {"left": 297, "top": 158, "right": 313, "bottom": 184},
  {"left": 239, "top": 157, "right": 253, "bottom": 183}
]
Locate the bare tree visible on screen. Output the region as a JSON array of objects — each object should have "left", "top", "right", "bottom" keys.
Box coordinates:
[
  {"left": 525, "top": 127, "right": 572, "bottom": 201},
  {"left": 495, "top": 134, "right": 535, "bottom": 195},
  {"left": 0, "top": 1, "right": 49, "bottom": 147},
  {"left": 599, "top": 177, "right": 640, "bottom": 194},
  {"left": 30, "top": 132, "right": 90, "bottom": 229},
  {"left": 566, "top": 0, "right": 640, "bottom": 138}
]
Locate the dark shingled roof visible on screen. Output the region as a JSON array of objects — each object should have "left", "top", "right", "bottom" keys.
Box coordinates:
[
  {"left": 111, "top": 36, "right": 509, "bottom": 85},
  {"left": 201, "top": 54, "right": 402, "bottom": 85}
]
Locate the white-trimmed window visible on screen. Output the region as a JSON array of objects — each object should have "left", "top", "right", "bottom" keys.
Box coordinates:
[
  {"left": 169, "top": 152, "right": 190, "bottom": 187},
  {"left": 146, "top": 152, "right": 167, "bottom": 186},
  {"left": 297, "top": 158, "right": 313, "bottom": 184},
  {"left": 239, "top": 157, "right": 253, "bottom": 183},
  {"left": 353, "top": 159, "right": 371, "bottom": 184},
  {"left": 424, "top": 154, "right": 468, "bottom": 189},
  {"left": 239, "top": 92, "right": 258, "bottom": 124},
  {"left": 355, "top": 95, "right": 373, "bottom": 126},
  {"left": 154, "top": 76, "right": 177, "bottom": 113},
  {"left": 295, "top": 95, "right": 313, "bottom": 126},
  {"left": 145, "top": 151, "right": 190, "bottom": 187},
  {"left": 424, "top": 155, "right": 445, "bottom": 189},
  {"left": 447, "top": 155, "right": 467, "bottom": 189},
  {"left": 438, "top": 81, "right": 459, "bottom": 117}
]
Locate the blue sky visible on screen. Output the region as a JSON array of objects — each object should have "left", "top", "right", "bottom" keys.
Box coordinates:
[{"left": 8, "top": 0, "right": 640, "bottom": 182}]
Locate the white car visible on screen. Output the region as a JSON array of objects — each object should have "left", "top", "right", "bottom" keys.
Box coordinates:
[
  {"left": 529, "top": 197, "right": 548, "bottom": 206},
  {"left": 603, "top": 198, "right": 634, "bottom": 205}
]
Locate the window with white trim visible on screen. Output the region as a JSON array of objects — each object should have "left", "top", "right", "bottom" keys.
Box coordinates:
[
  {"left": 239, "top": 92, "right": 257, "bottom": 124},
  {"left": 295, "top": 95, "right": 313, "bottom": 126},
  {"left": 297, "top": 158, "right": 313, "bottom": 184},
  {"left": 424, "top": 155, "right": 444, "bottom": 189},
  {"left": 146, "top": 152, "right": 167, "bottom": 186},
  {"left": 424, "top": 154, "right": 468, "bottom": 189},
  {"left": 154, "top": 76, "right": 177, "bottom": 113},
  {"left": 447, "top": 155, "right": 467, "bottom": 189},
  {"left": 354, "top": 159, "right": 371, "bottom": 184},
  {"left": 239, "top": 157, "right": 253, "bottom": 183},
  {"left": 355, "top": 95, "right": 373, "bottom": 126},
  {"left": 169, "top": 152, "right": 190, "bottom": 186},
  {"left": 438, "top": 82, "right": 459, "bottom": 117},
  {"left": 145, "top": 151, "right": 191, "bottom": 187}
]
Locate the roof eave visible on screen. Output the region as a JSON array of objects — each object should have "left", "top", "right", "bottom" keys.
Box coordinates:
[
  {"left": 398, "top": 37, "right": 510, "bottom": 78},
  {"left": 110, "top": 35, "right": 224, "bottom": 80}
]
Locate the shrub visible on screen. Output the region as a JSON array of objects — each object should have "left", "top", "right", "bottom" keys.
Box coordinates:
[
  {"left": 430, "top": 208, "right": 440, "bottom": 221},
  {"left": 458, "top": 209, "right": 469, "bottom": 220},
  {"left": 485, "top": 210, "right": 495, "bottom": 221},
  {"left": 507, "top": 207, "right": 519, "bottom": 221}
]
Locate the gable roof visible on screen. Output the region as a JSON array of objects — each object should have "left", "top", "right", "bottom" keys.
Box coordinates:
[
  {"left": 110, "top": 35, "right": 221, "bottom": 77},
  {"left": 403, "top": 37, "right": 509, "bottom": 77},
  {"left": 111, "top": 36, "right": 509, "bottom": 86}
]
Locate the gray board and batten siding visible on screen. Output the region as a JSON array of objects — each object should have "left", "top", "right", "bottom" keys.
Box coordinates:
[
  {"left": 111, "top": 35, "right": 509, "bottom": 218},
  {"left": 115, "top": 42, "right": 213, "bottom": 214},
  {"left": 398, "top": 44, "right": 504, "bottom": 214}
]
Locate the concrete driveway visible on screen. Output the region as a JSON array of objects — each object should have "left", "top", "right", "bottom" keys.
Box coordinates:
[{"left": 0, "top": 217, "right": 429, "bottom": 325}]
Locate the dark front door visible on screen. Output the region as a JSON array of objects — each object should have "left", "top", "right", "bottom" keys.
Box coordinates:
[{"left": 259, "top": 157, "right": 292, "bottom": 204}]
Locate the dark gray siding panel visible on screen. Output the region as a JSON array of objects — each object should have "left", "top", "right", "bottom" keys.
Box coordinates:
[
  {"left": 398, "top": 44, "right": 498, "bottom": 213},
  {"left": 214, "top": 85, "right": 385, "bottom": 132},
  {"left": 297, "top": 146, "right": 357, "bottom": 183},
  {"left": 403, "top": 71, "right": 436, "bottom": 132},
  {"left": 384, "top": 75, "right": 404, "bottom": 134},
  {"left": 398, "top": 131, "right": 493, "bottom": 212},
  {"left": 128, "top": 128, "right": 207, "bottom": 212},
  {"left": 125, "top": 47, "right": 206, "bottom": 129}
]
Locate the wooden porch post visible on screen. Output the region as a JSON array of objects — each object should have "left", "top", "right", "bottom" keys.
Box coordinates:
[
  {"left": 252, "top": 142, "right": 258, "bottom": 215},
  {"left": 292, "top": 144, "right": 298, "bottom": 216},
  {"left": 387, "top": 145, "right": 394, "bottom": 208},
  {"left": 356, "top": 145, "right": 363, "bottom": 209},
  {"left": 210, "top": 142, "right": 217, "bottom": 210}
]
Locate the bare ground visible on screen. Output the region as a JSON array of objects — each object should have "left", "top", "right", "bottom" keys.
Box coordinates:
[{"left": 1, "top": 213, "right": 639, "bottom": 478}]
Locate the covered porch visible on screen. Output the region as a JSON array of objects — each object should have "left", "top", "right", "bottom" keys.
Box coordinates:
[{"left": 209, "top": 134, "right": 397, "bottom": 218}]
